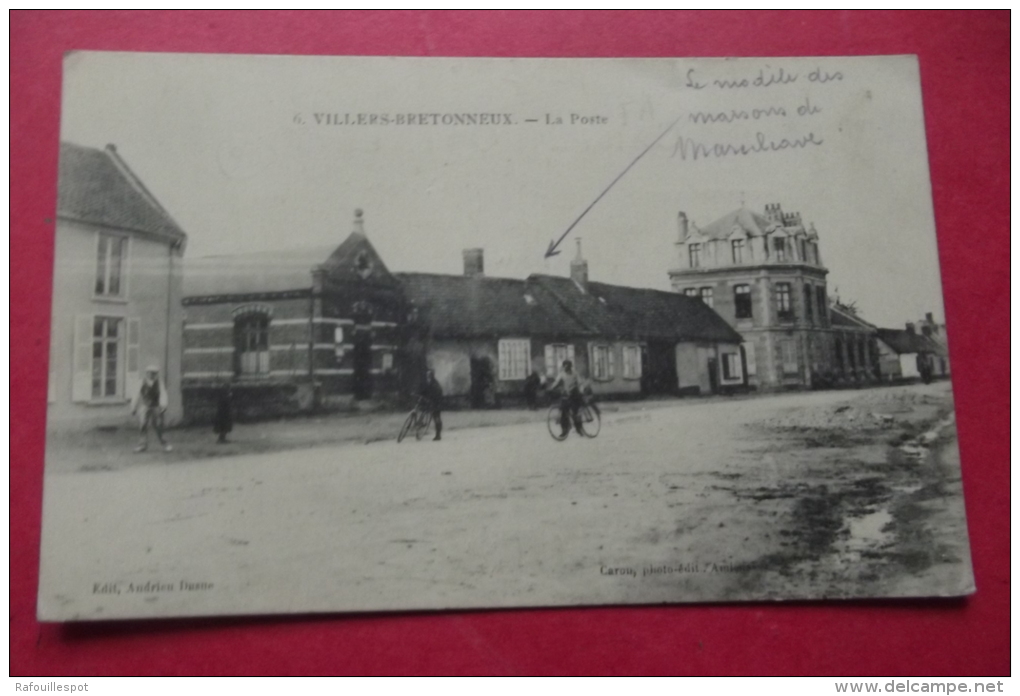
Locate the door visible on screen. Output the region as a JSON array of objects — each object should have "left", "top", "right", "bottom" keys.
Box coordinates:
[
  {"left": 707, "top": 357, "right": 718, "bottom": 394},
  {"left": 352, "top": 329, "right": 373, "bottom": 400}
]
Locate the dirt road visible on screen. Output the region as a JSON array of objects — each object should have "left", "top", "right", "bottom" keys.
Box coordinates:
[{"left": 38, "top": 382, "right": 973, "bottom": 620}]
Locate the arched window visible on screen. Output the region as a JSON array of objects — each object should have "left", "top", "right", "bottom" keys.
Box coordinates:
[{"left": 234, "top": 311, "right": 270, "bottom": 376}]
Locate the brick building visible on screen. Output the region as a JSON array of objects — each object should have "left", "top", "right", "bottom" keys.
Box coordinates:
[{"left": 180, "top": 211, "right": 406, "bottom": 421}]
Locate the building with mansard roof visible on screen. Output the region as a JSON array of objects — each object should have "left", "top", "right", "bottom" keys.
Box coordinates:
[
  {"left": 48, "top": 142, "right": 187, "bottom": 430},
  {"left": 668, "top": 202, "right": 880, "bottom": 390}
]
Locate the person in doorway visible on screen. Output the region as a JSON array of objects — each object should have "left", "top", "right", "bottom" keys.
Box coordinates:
[
  {"left": 420, "top": 369, "right": 444, "bottom": 441},
  {"left": 523, "top": 369, "right": 543, "bottom": 410},
  {"left": 131, "top": 365, "right": 172, "bottom": 452},
  {"left": 548, "top": 359, "right": 584, "bottom": 438}
]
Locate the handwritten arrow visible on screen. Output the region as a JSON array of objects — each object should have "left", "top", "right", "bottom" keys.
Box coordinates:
[{"left": 544, "top": 114, "right": 683, "bottom": 259}]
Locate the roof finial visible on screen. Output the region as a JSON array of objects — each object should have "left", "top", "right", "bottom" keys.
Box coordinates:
[{"left": 352, "top": 208, "right": 365, "bottom": 236}]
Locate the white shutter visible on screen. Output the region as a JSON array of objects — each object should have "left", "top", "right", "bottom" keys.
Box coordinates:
[
  {"left": 544, "top": 344, "right": 555, "bottom": 376},
  {"left": 125, "top": 317, "right": 141, "bottom": 399},
  {"left": 742, "top": 342, "right": 757, "bottom": 376},
  {"left": 71, "top": 314, "right": 93, "bottom": 403},
  {"left": 608, "top": 345, "right": 616, "bottom": 379}
]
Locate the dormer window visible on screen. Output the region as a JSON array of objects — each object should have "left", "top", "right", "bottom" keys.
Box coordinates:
[
  {"left": 731, "top": 239, "right": 745, "bottom": 264},
  {"left": 799, "top": 238, "right": 808, "bottom": 263},
  {"left": 688, "top": 243, "right": 702, "bottom": 268},
  {"left": 774, "top": 237, "right": 787, "bottom": 263}
]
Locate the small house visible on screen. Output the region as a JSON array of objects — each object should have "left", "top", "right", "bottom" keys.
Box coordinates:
[{"left": 397, "top": 243, "right": 745, "bottom": 405}]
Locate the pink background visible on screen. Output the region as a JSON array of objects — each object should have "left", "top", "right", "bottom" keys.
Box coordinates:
[{"left": 10, "top": 11, "right": 1009, "bottom": 676}]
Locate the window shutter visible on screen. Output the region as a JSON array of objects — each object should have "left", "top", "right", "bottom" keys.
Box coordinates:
[
  {"left": 125, "top": 317, "right": 141, "bottom": 399},
  {"left": 742, "top": 342, "right": 757, "bottom": 376},
  {"left": 71, "top": 314, "right": 93, "bottom": 403},
  {"left": 544, "top": 344, "right": 554, "bottom": 376},
  {"left": 567, "top": 344, "right": 575, "bottom": 364},
  {"left": 608, "top": 346, "right": 616, "bottom": 379}
]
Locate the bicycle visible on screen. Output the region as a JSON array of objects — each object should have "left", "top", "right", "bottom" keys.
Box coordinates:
[
  {"left": 397, "top": 398, "right": 433, "bottom": 442},
  {"left": 547, "top": 391, "right": 601, "bottom": 441}
]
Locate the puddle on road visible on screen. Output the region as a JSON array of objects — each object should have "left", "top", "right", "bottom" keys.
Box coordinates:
[{"left": 844, "top": 508, "right": 894, "bottom": 551}]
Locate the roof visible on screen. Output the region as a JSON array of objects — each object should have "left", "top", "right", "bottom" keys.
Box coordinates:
[
  {"left": 396, "top": 273, "right": 591, "bottom": 338},
  {"left": 57, "top": 142, "right": 186, "bottom": 242},
  {"left": 184, "top": 232, "right": 401, "bottom": 298},
  {"left": 876, "top": 328, "right": 946, "bottom": 356},
  {"left": 829, "top": 305, "right": 877, "bottom": 331},
  {"left": 531, "top": 275, "right": 744, "bottom": 344},
  {"left": 184, "top": 246, "right": 332, "bottom": 297},
  {"left": 398, "top": 271, "right": 743, "bottom": 344},
  {"left": 685, "top": 205, "right": 817, "bottom": 242},
  {"left": 694, "top": 207, "right": 773, "bottom": 241}
]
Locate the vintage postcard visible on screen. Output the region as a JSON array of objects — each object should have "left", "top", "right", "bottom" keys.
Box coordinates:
[{"left": 39, "top": 53, "right": 972, "bottom": 620}]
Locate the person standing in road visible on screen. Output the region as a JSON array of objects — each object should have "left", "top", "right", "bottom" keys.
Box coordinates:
[
  {"left": 132, "top": 365, "right": 172, "bottom": 452},
  {"left": 421, "top": 369, "right": 444, "bottom": 441},
  {"left": 213, "top": 383, "right": 234, "bottom": 444}
]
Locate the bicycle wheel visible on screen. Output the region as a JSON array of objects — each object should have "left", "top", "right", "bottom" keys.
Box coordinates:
[
  {"left": 397, "top": 411, "right": 416, "bottom": 443},
  {"left": 547, "top": 404, "right": 568, "bottom": 442},
  {"left": 415, "top": 411, "right": 432, "bottom": 440},
  {"left": 579, "top": 404, "right": 601, "bottom": 438}
]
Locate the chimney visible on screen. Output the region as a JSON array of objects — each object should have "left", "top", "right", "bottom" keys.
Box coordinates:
[
  {"left": 352, "top": 208, "right": 365, "bottom": 236},
  {"left": 925, "top": 312, "right": 934, "bottom": 324},
  {"left": 677, "top": 211, "right": 689, "bottom": 242},
  {"left": 905, "top": 322, "right": 916, "bottom": 334},
  {"left": 463, "top": 248, "right": 484, "bottom": 277},
  {"left": 570, "top": 238, "right": 589, "bottom": 290}
]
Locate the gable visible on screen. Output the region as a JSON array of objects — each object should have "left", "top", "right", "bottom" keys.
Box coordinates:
[{"left": 321, "top": 233, "right": 400, "bottom": 288}]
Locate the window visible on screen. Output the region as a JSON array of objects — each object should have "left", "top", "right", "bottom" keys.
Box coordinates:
[
  {"left": 95, "top": 234, "right": 127, "bottom": 297},
  {"left": 774, "top": 237, "right": 787, "bottom": 262},
  {"left": 734, "top": 284, "right": 752, "bottom": 319},
  {"left": 545, "top": 343, "right": 575, "bottom": 377},
  {"left": 776, "top": 282, "right": 793, "bottom": 320},
  {"left": 816, "top": 286, "right": 827, "bottom": 324},
  {"left": 684, "top": 288, "right": 699, "bottom": 297},
  {"left": 699, "top": 287, "right": 714, "bottom": 308},
  {"left": 382, "top": 353, "right": 394, "bottom": 372},
  {"left": 688, "top": 243, "right": 701, "bottom": 268},
  {"left": 622, "top": 345, "right": 641, "bottom": 379},
  {"left": 731, "top": 239, "right": 744, "bottom": 264},
  {"left": 721, "top": 352, "right": 743, "bottom": 381},
  {"left": 799, "top": 238, "right": 808, "bottom": 263},
  {"left": 72, "top": 314, "right": 139, "bottom": 403},
  {"left": 498, "top": 338, "right": 530, "bottom": 380},
  {"left": 235, "top": 313, "right": 270, "bottom": 375},
  {"left": 591, "top": 344, "right": 614, "bottom": 381},
  {"left": 780, "top": 339, "right": 798, "bottom": 375},
  {"left": 91, "top": 317, "right": 123, "bottom": 398},
  {"left": 803, "top": 285, "right": 814, "bottom": 323}
]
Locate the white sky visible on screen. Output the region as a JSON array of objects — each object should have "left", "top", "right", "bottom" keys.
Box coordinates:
[{"left": 60, "top": 53, "right": 946, "bottom": 328}]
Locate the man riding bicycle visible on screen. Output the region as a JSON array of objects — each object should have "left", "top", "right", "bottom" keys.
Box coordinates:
[{"left": 548, "top": 359, "right": 586, "bottom": 438}]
